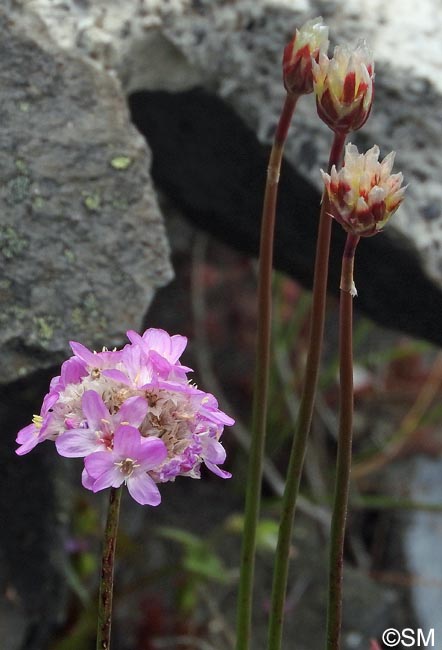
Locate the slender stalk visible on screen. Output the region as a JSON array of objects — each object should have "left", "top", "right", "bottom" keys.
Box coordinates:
[
  {"left": 235, "top": 93, "right": 298, "bottom": 650},
  {"left": 326, "top": 233, "right": 359, "bottom": 650},
  {"left": 97, "top": 486, "right": 122, "bottom": 650},
  {"left": 267, "top": 130, "right": 346, "bottom": 650}
]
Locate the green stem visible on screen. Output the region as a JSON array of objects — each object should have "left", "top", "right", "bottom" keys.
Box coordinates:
[
  {"left": 235, "top": 93, "right": 298, "bottom": 650},
  {"left": 96, "top": 486, "right": 122, "bottom": 650},
  {"left": 267, "top": 130, "right": 346, "bottom": 650},
  {"left": 326, "top": 232, "right": 360, "bottom": 650}
]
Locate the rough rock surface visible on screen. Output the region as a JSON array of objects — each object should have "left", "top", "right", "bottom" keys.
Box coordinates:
[
  {"left": 19, "top": 0, "right": 442, "bottom": 286},
  {"left": 0, "top": 8, "right": 172, "bottom": 383}
]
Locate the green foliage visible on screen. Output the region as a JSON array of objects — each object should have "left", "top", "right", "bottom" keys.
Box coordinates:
[
  {"left": 225, "top": 514, "right": 280, "bottom": 554},
  {"left": 157, "top": 525, "right": 234, "bottom": 584}
]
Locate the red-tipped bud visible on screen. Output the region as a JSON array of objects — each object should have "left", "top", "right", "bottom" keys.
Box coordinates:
[
  {"left": 321, "top": 143, "right": 406, "bottom": 237},
  {"left": 313, "top": 41, "right": 374, "bottom": 133},
  {"left": 283, "top": 17, "right": 329, "bottom": 96}
]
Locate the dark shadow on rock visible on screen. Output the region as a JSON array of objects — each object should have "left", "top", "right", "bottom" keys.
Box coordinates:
[
  {"left": 0, "top": 368, "right": 66, "bottom": 650},
  {"left": 128, "top": 88, "right": 442, "bottom": 348}
]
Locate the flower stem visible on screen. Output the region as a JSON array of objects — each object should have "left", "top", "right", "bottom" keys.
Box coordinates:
[
  {"left": 235, "top": 93, "right": 298, "bottom": 650},
  {"left": 267, "top": 130, "right": 346, "bottom": 650},
  {"left": 96, "top": 486, "right": 122, "bottom": 650},
  {"left": 326, "top": 232, "right": 360, "bottom": 650}
]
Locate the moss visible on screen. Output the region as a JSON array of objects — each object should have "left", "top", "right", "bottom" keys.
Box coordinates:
[
  {"left": 15, "top": 160, "right": 28, "bottom": 174},
  {"left": 32, "top": 316, "right": 55, "bottom": 342},
  {"left": 111, "top": 197, "right": 129, "bottom": 210},
  {"left": 83, "top": 193, "right": 101, "bottom": 211},
  {"left": 7, "top": 175, "right": 31, "bottom": 203},
  {"left": 70, "top": 301, "right": 107, "bottom": 338},
  {"left": 110, "top": 155, "right": 132, "bottom": 170},
  {"left": 32, "top": 196, "right": 45, "bottom": 211},
  {"left": 64, "top": 248, "right": 76, "bottom": 263},
  {"left": 0, "top": 305, "right": 27, "bottom": 329},
  {"left": 71, "top": 306, "right": 85, "bottom": 328},
  {"left": 0, "top": 226, "right": 29, "bottom": 259}
]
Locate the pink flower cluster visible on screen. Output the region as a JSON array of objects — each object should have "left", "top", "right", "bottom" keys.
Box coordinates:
[{"left": 16, "top": 329, "right": 234, "bottom": 505}]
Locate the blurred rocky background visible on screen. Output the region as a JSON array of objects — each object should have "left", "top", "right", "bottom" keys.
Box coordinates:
[{"left": 1, "top": 1, "right": 442, "bottom": 648}]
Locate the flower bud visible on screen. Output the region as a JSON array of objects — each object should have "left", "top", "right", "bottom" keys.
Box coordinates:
[
  {"left": 283, "top": 17, "right": 329, "bottom": 96},
  {"left": 321, "top": 143, "right": 406, "bottom": 237},
  {"left": 313, "top": 41, "right": 374, "bottom": 133}
]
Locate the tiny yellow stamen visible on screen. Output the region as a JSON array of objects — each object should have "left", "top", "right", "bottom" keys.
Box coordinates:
[{"left": 32, "top": 415, "right": 43, "bottom": 429}]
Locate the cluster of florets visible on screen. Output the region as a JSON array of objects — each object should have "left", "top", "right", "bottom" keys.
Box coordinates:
[
  {"left": 16, "top": 329, "right": 234, "bottom": 505},
  {"left": 312, "top": 41, "right": 374, "bottom": 134},
  {"left": 282, "top": 16, "right": 329, "bottom": 96},
  {"left": 321, "top": 143, "right": 406, "bottom": 236},
  {"left": 284, "top": 18, "right": 374, "bottom": 135}
]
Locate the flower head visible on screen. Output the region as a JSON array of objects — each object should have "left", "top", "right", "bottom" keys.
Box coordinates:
[
  {"left": 16, "top": 328, "right": 234, "bottom": 505},
  {"left": 313, "top": 41, "right": 374, "bottom": 133},
  {"left": 283, "top": 16, "right": 329, "bottom": 96},
  {"left": 321, "top": 143, "right": 406, "bottom": 236}
]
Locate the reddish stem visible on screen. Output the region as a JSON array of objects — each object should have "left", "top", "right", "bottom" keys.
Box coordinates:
[{"left": 235, "top": 92, "right": 298, "bottom": 650}]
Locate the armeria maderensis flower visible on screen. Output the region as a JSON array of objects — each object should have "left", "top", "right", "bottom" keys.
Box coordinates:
[
  {"left": 321, "top": 143, "right": 406, "bottom": 236},
  {"left": 283, "top": 16, "right": 329, "bottom": 96},
  {"left": 313, "top": 40, "right": 374, "bottom": 133},
  {"left": 16, "top": 328, "right": 234, "bottom": 505}
]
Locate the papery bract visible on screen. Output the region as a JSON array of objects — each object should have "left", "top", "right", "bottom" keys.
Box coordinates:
[
  {"left": 321, "top": 143, "right": 406, "bottom": 236},
  {"left": 283, "top": 16, "right": 329, "bottom": 96}
]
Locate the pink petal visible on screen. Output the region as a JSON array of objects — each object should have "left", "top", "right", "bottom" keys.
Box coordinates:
[
  {"left": 42, "top": 391, "right": 59, "bottom": 414},
  {"left": 61, "top": 357, "right": 87, "bottom": 385},
  {"left": 16, "top": 423, "right": 36, "bottom": 444},
  {"left": 82, "top": 391, "right": 109, "bottom": 430},
  {"left": 204, "top": 438, "right": 226, "bottom": 465},
  {"left": 92, "top": 467, "right": 124, "bottom": 492},
  {"left": 85, "top": 451, "right": 114, "bottom": 478},
  {"left": 137, "top": 437, "right": 168, "bottom": 470},
  {"left": 126, "top": 330, "right": 143, "bottom": 346},
  {"left": 101, "top": 369, "right": 131, "bottom": 385},
  {"left": 142, "top": 328, "right": 171, "bottom": 356},
  {"left": 201, "top": 408, "right": 235, "bottom": 426},
  {"left": 69, "top": 341, "right": 98, "bottom": 367},
  {"left": 169, "top": 335, "right": 188, "bottom": 362},
  {"left": 112, "top": 425, "right": 142, "bottom": 458},
  {"left": 56, "top": 428, "right": 103, "bottom": 458},
  {"left": 205, "top": 460, "right": 231, "bottom": 479},
  {"left": 16, "top": 426, "right": 40, "bottom": 456},
  {"left": 149, "top": 350, "right": 173, "bottom": 376},
  {"left": 82, "top": 467, "right": 95, "bottom": 490},
  {"left": 116, "top": 396, "right": 148, "bottom": 427},
  {"left": 127, "top": 473, "right": 162, "bottom": 506}
]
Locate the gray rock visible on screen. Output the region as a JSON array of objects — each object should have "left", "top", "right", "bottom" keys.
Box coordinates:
[
  {"left": 17, "top": 0, "right": 442, "bottom": 287},
  {"left": 383, "top": 457, "right": 442, "bottom": 643},
  {"left": 0, "top": 7, "right": 172, "bottom": 383}
]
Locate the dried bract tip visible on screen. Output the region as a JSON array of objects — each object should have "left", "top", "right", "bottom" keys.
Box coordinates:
[
  {"left": 313, "top": 40, "right": 374, "bottom": 133},
  {"left": 321, "top": 143, "right": 406, "bottom": 236},
  {"left": 283, "top": 16, "right": 329, "bottom": 96}
]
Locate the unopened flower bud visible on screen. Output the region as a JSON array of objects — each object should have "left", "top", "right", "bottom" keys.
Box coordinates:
[
  {"left": 313, "top": 41, "right": 374, "bottom": 133},
  {"left": 283, "top": 16, "right": 329, "bottom": 96},
  {"left": 321, "top": 143, "right": 406, "bottom": 236}
]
